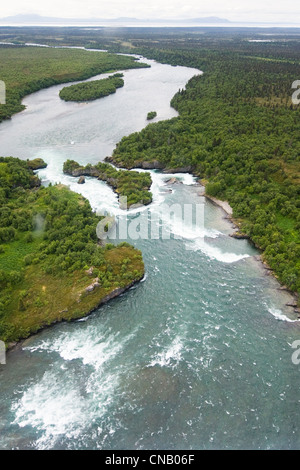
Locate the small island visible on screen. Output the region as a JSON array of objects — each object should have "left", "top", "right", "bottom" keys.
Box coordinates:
[
  {"left": 0, "top": 157, "right": 145, "bottom": 347},
  {"left": 59, "top": 73, "right": 124, "bottom": 102},
  {"left": 147, "top": 111, "right": 157, "bottom": 120},
  {"left": 63, "top": 159, "right": 153, "bottom": 209}
]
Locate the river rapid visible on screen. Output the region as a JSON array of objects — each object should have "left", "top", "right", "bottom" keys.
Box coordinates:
[{"left": 0, "top": 52, "right": 299, "bottom": 450}]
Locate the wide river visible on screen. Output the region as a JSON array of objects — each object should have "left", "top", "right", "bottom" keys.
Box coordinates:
[{"left": 0, "top": 53, "right": 299, "bottom": 450}]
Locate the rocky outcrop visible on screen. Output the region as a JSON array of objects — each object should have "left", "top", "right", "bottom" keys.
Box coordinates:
[
  {"left": 85, "top": 266, "right": 94, "bottom": 276},
  {"left": 286, "top": 300, "right": 298, "bottom": 308},
  {"left": 77, "top": 175, "right": 85, "bottom": 184},
  {"left": 230, "top": 231, "right": 250, "bottom": 240},
  {"left": 85, "top": 278, "right": 100, "bottom": 293},
  {"left": 163, "top": 166, "right": 192, "bottom": 173},
  {"left": 165, "top": 177, "right": 182, "bottom": 185},
  {"left": 140, "top": 160, "right": 165, "bottom": 170},
  {"left": 70, "top": 166, "right": 100, "bottom": 178},
  {"left": 27, "top": 158, "right": 48, "bottom": 170}
]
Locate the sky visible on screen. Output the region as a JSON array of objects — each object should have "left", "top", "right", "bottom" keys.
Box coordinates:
[{"left": 0, "top": 0, "right": 300, "bottom": 24}]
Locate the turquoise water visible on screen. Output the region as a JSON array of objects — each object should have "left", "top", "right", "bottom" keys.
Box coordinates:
[{"left": 0, "top": 54, "right": 299, "bottom": 450}]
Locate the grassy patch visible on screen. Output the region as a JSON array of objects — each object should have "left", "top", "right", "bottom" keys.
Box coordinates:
[
  {"left": 1, "top": 245, "right": 144, "bottom": 343},
  {"left": 0, "top": 235, "right": 42, "bottom": 272}
]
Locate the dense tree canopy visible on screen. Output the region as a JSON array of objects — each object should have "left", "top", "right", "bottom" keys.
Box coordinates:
[
  {"left": 0, "top": 157, "right": 144, "bottom": 344},
  {"left": 59, "top": 73, "right": 125, "bottom": 102},
  {"left": 63, "top": 159, "right": 152, "bottom": 209},
  {"left": 0, "top": 27, "right": 299, "bottom": 321},
  {"left": 109, "top": 42, "right": 300, "bottom": 295}
]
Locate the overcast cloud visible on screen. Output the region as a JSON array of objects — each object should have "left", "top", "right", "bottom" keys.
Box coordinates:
[{"left": 0, "top": 0, "right": 299, "bottom": 24}]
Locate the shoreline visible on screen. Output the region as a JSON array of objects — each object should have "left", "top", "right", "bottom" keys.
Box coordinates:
[
  {"left": 6, "top": 273, "right": 145, "bottom": 353},
  {"left": 203, "top": 191, "right": 300, "bottom": 319},
  {"left": 203, "top": 193, "right": 233, "bottom": 217},
  {"left": 105, "top": 160, "right": 300, "bottom": 317}
]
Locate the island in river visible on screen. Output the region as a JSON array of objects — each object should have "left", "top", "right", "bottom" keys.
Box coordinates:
[
  {"left": 63, "top": 159, "right": 152, "bottom": 209},
  {"left": 59, "top": 73, "right": 125, "bottom": 102}
]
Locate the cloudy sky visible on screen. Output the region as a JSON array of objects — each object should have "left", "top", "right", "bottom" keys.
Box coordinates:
[{"left": 0, "top": 0, "right": 299, "bottom": 24}]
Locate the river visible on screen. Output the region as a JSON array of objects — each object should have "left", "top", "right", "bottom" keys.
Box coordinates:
[{"left": 0, "top": 53, "right": 299, "bottom": 450}]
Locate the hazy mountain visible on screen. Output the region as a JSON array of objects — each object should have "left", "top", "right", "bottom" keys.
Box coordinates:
[
  {"left": 184, "top": 17, "right": 231, "bottom": 23},
  {"left": 0, "top": 14, "right": 231, "bottom": 25}
]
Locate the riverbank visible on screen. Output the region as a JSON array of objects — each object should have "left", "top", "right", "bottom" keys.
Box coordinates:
[
  {"left": 109, "top": 154, "right": 300, "bottom": 313},
  {"left": 0, "top": 45, "right": 149, "bottom": 123},
  {"left": 203, "top": 192, "right": 249, "bottom": 237},
  {"left": 63, "top": 159, "right": 152, "bottom": 209},
  {"left": 4, "top": 241, "right": 145, "bottom": 350},
  {"left": 202, "top": 190, "right": 300, "bottom": 318}
]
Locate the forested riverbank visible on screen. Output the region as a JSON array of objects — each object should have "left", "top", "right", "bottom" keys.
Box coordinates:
[
  {"left": 0, "top": 28, "right": 300, "bottom": 451},
  {"left": 0, "top": 29, "right": 299, "bottom": 339},
  {"left": 106, "top": 38, "right": 300, "bottom": 299},
  {"left": 0, "top": 157, "right": 144, "bottom": 345},
  {"left": 59, "top": 73, "right": 125, "bottom": 102},
  {"left": 0, "top": 45, "right": 148, "bottom": 122}
]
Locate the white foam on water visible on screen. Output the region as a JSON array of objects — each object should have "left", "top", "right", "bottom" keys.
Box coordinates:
[
  {"left": 186, "top": 238, "right": 250, "bottom": 263},
  {"left": 148, "top": 335, "right": 183, "bottom": 368},
  {"left": 136, "top": 169, "right": 222, "bottom": 241},
  {"left": 133, "top": 169, "right": 197, "bottom": 209},
  {"left": 160, "top": 212, "right": 221, "bottom": 241},
  {"left": 12, "top": 367, "right": 121, "bottom": 450},
  {"left": 267, "top": 306, "right": 299, "bottom": 323},
  {"left": 14, "top": 327, "right": 139, "bottom": 448},
  {"left": 37, "top": 160, "right": 123, "bottom": 217},
  {"left": 11, "top": 370, "right": 88, "bottom": 449},
  {"left": 140, "top": 272, "right": 148, "bottom": 282},
  {"left": 24, "top": 325, "right": 136, "bottom": 370}
]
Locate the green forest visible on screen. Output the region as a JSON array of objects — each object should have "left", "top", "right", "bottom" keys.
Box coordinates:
[
  {"left": 106, "top": 35, "right": 300, "bottom": 297},
  {"left": 0, "top": 157, "right": 144, "bottom": 344},
  {"left": 147, "top": 111, "right": 157, "bottom": 120},
  {"left": 0, "top": 45, "right": 148, "bottom": 122},
  {"left": 63, "top": 159, "right": 152, "bottom": 208},
  {"left": 59, "top": 73, "right": 125, "bottom": 102},
  {"left": 0, "top": 27, "right": 299, "bottom": 322}
]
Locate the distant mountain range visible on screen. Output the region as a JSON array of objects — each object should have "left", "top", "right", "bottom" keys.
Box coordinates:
[{"left": 0, "top": 14, "right": 231, "bottom": 25}]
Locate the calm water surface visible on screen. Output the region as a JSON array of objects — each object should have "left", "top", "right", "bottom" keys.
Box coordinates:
[{"left": 0, "top": 54, "right": 299, "bottom": 450}]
